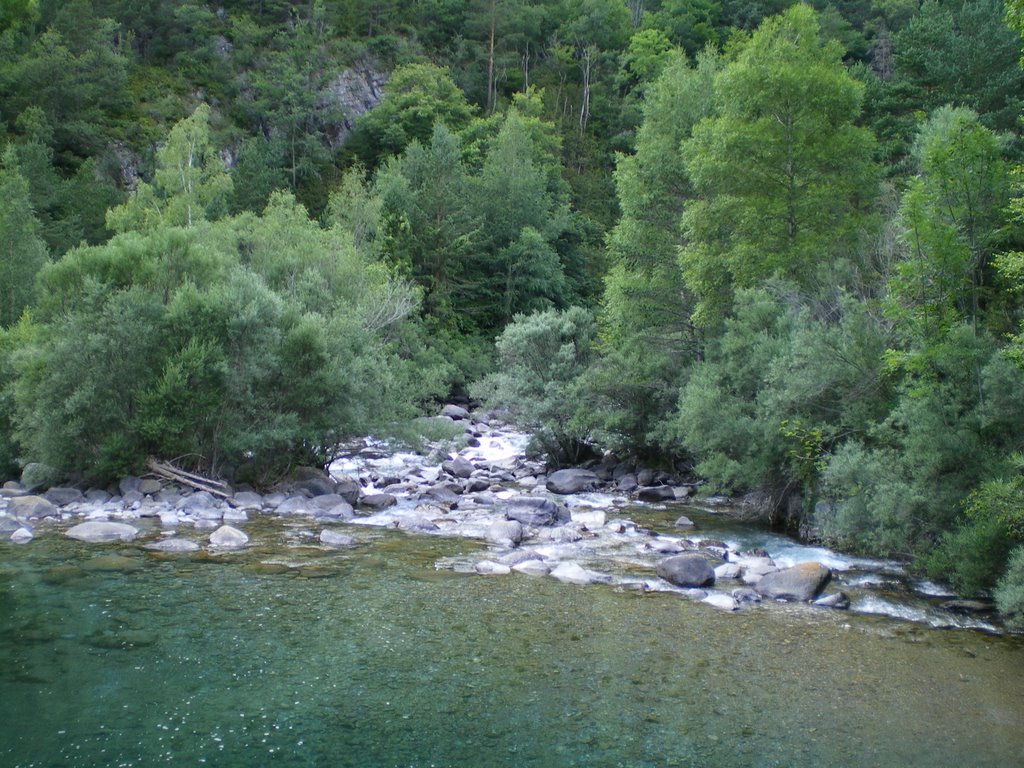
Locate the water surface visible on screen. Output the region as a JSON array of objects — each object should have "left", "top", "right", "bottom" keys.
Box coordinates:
[{"left": 2, "top": 523, "right": 1022, "bottom": 768}]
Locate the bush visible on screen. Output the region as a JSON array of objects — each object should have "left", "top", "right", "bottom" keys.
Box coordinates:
[
  {"left": 7, "top": 196, "right": 435, "bottom": 486},
  {"left": 995, "top": 546, "right": 1024, "bottom": 629},
  {"left": 471, "top": 307, "right": 596, "bottom": 465}
]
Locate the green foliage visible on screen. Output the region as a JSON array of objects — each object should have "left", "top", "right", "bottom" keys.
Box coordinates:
[
  {"left": 680, "top": 4, "right": 879, "bottom": 326},
  {"left": 107, "top": 104, "right": 233, "bottom": 233},
  {"left": 994, "top": 545, "right": 1024, "bottom": 628},
  {"left": 0, "top": 147, "right": 48, "bottom": 329},
  {"left": 9, "top": 188, "right": 436, "bottom": 486},
  {"left": 472, "top": 306, "right": 596, "bottom": 464}
]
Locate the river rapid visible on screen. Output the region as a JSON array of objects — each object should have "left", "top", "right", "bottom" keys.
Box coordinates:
[{"left": 1, "top": 420, "right": 1023, "bottom": 767}]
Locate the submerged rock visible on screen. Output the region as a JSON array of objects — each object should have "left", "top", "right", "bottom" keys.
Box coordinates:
[
  {"left": 66, "top": 521, "right": 139, "bottom": 543},
  {"left": 656, "top": 554, "right": 716, "bottom": 588},
  {"left": 755, "top": 562, "right": 831, "bottom": 602},
  {"left": 674, "top": 515, "right": 696, "bottom": 530},
  {"left": 512, "top": 559, "right": 551, "bottom": 576},
  {"left": 209, "top": 525, "right": 249, "bottom": 549},
  {"left": 145, "top": 538, "right": 201, "bottom": 553},
  {"left": 703, "top": 593, "right": 739, "bottom": 611},
  {"left": 320, "top": 530, "right": 358, "bottom": 549},
  {"left": 11, "top": 527, "right": 34, "bottom": 544}
]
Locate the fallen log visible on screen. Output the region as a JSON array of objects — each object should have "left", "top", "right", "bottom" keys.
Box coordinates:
[{"left": 146, "top": 458, "right": 231, "bottom": 499}]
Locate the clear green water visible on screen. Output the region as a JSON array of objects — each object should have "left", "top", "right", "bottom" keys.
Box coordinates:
[{"left": 2, "top": 521, "right": 1023, "bottom": 768}]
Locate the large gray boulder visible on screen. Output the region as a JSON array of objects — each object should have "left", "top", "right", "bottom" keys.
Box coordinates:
[
  {"left": 359, "top": 493, "right": 397, "bottom": 510},
  {"left": 546, "top": 468, "right": 600, "bottom": 495},
  {"left": 442, "top": 456, "right": 475, "bottom": 479},
  {"left": 441, "top": 404, "right": 471, "bottom": 421},
  {"left": 503, "top": 496, "right": 562, "bottom": 527},
  {"left": 755, "top": 562, "right": 831, "bottom": 601},
  {"left": 9, "top": 495, "right": 59, "bottom": 520},
  {"left": 66, "top": 521, "right": 139, "bottom": 543},
  {"left": 487, "top": 519, "right": 524, "bottom": 547},
  {"left": 331, "top": 474, "right": 362, "bottom": 506},
  {"left": 43, "top": 487, "right": 85, "bottom": 507},
  {"left": 637, "top": 486, "right": 676, "bottom": 502},
  {"left": 656, "top": 554, "right": 716, "bottom": 588}
]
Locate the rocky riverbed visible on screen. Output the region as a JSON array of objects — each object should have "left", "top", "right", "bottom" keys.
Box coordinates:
[{"left": 0, "top": 405, "right": 1004, "bottom": 632}]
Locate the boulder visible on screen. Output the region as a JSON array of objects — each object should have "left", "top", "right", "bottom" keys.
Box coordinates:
[
  {"left": 119, "top": 476, "right": 142, "bottom": 495},
  {"left": 145, "top": 538, "right": 201, "bottom": 553},
  {"left": 209, "top": 525, "right": 249, "bottom": 549},
  {"left": 397, "top": 515, "right": 439, "bottom": 532},
  {"left": 422, "top": 484, "right": 461, "bottom": 506},
  {"left": 674, "top": 515, "right": 696, "bottom": 530},
  {"left": 331, "top": 474, "right": 362, "bottom": 506},
  {"left": 512, "top": 559, "right": 551, "bottom": 576},
  {"left": 441, "top": 404, "right": 471, "bottom": 421},
  {"left": 314, "top": 501, "right": 355, "bottom": 521},
  {"left": 66, "top": 521, "right": 139, "bottom": 543},
  {"left": 231, "top": 491, "right": 265, "bottom": 511},
  {"left": 656, "top": 554, "right": 716, "bottom": 588},
  {"left": 359, "top": 493, "right": 397, "bottom": 510},
  {"left": 464, "top": 477, "right": 491, "bottom": 493},
  {"left": 275, "top": 495, "right": 313, "bottom": 515},
  {"left": 714, "top": 562, "right": 742, "bottom": 580},
  {"left": 85, "top": 489, "right": 112, "bottom": 504},
  {"left": 487, "top": 519, "right": 524, "bottom": 547},
  {"left": 320, "top": 530, "right": 358, "bottom": 549},
  {"left": 11, "top": 527, "right": 34, "bottom": 544},
  {"left": 43, "top": 487, "right": 84, "bottom": 507},
  {"left": 550, "top": 562, "right": 600, "bottom": 585},
  {"left": 546, "top": 468, "right": 600, "bottom": 495},
  {"left": 138, "top": 479, "right": 163, "bottom": 496},
  {"left": 442, "top": 456, "right": 475, "bottom": 479},
  {"left": 8, "top": 495, "right": 58, "bottom": 520},
  {"left": 703, "top": 593, "right": 739, "bottom": 611},
  {"left": 503, "top": 496, "right": 562, "bottom": 527},
  {"left": 755, "top": 562, "right": 831, "bottom": 602},
  {"left": 0, "top": 515, "right": 22, "bottom": 535},
  {"left": 637, "top": 486, "right": 676, "bottom": 502},
  {"left": 813, "top": 591, "right": 850, "bottom": 610},
  {"left": 616, "top": 474, "right": 638, "bottom": 493}
]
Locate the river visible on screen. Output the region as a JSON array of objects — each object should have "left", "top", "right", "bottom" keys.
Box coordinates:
[{"left": 1, "top": 427, "right": 1023, "bottom": 767}]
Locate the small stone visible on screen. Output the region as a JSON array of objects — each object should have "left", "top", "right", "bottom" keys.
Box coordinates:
[
  {"left": 674, "top": 515, "right": 696, "bottom": 530},
  {"left": 209, "top": 525, "right": 248, "bottom": 549}
]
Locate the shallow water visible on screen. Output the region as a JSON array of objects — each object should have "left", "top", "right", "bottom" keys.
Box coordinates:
[{"left": 2, "top": 523, "right": 1023, "bottom": 768}]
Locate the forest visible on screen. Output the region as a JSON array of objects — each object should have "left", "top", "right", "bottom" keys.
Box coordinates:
[{"left": 2, "top": 0, "right": 1024, "bottom": 622}]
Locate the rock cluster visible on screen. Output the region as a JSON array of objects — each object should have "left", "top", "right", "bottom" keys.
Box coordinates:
[{"left": 0, "top": 404, "right": 847, "bottom": 616}]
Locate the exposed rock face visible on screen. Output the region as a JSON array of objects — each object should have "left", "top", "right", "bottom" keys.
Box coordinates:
[
  {"left": 319, "top": 63, "right": 388, "bottom": 146},
  {"left": 755, "top": 562, "right": 831, "bottom": 601},
  {"left": 546, "top": 468, "right": 599, "bottom": 494},
  {"left": 656, "top": 554, "right": 716, "bottom": 588},
  {"left": 66, "top": 521, "right": 139, "bottom": 543}
]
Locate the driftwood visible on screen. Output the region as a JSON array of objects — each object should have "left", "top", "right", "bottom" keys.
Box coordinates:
[{"left": 146, "top": 458, "right": 231, "bottom": 499}]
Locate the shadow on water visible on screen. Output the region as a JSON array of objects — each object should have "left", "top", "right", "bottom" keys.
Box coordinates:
[{"left": 1, "top": 522, "right": 1023, "bottom": 768}]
